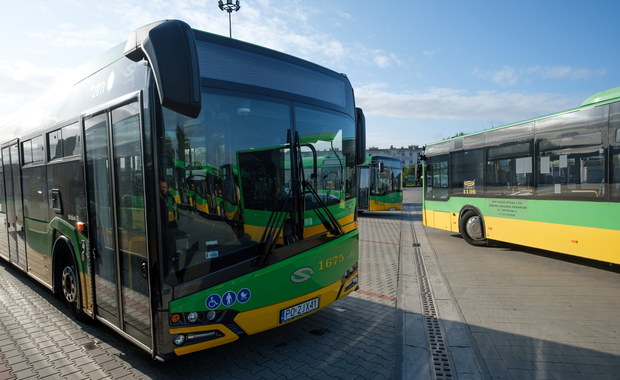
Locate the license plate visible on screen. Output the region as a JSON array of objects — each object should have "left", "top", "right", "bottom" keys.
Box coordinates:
[{"left": 280, "top": 297, "right": 319, "bottom": 323}]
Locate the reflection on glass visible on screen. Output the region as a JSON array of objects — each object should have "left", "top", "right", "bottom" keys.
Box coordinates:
[
  {"left": 112, "top": 103, "right": 150, "bottom": 343},
  {"left": 613, "top": 147, "right": 620, "bottom": 199},
  {"left": 85, "top": 113, "right": 119, "bottom": 321},
  {"left": 425, "top": 155, "right": 449, "bottom": 200},
  {"left": 159, "top": 90, "right": 356, "bottom": 285},
  {"left": 537, "top": 133, "right": 605, "bottom": 198}
]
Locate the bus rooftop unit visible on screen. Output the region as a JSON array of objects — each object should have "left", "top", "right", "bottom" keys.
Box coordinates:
[
  {"left": 0, "top": 20, "right": 366, "bottom": 359},
  {"left": 423, "top": 86, "right": 620, "bottom": 265}
]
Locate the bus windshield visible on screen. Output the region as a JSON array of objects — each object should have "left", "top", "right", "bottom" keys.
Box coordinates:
[
  {"left": 373, "top": 158, "right": 402, "bottom": 195},
  {"left": 159, "top": 89, "right": 355, "bottom": 285}
]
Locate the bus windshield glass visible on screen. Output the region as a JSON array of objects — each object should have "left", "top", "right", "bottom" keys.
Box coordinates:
[
  {"left": 373, "top": 158, "right": 402, "bottom": 195},
  {"left": 159, "top": 89, "right": 355, "bottom": 285}
]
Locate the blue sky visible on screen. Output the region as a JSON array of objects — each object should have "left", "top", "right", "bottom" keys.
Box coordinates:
[{"left": 1, "top": 0, "right": 618, "bottom": 148}]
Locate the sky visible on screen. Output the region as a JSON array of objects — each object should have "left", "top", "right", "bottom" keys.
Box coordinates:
[{"left": 1, "top": 0, "right": 619, "bottom": 148}]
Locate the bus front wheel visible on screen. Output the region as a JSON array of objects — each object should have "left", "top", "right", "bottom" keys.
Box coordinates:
[
  {"left": 460, "top": 210, "right": 487, "bottom": 246},
  {"left": 55, "top": 248, "right": 88, "bottom": 322}
]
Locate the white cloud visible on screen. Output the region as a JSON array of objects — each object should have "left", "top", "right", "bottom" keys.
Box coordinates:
[
  {"left": 422, "top": 49, "right": 441, "bottom": 58},
  {"left": 0, "top": 60, "right": 71, "bottom": 104},
  {"left": 355, "top": 84, "right": 581, "bottom": 126},
  {"left": 476, "top": 65, "right": 606, "bottom": 86},
  {"left": 527, "top": 65, "right": 606, "bottom": 80},
  {"left": 490, "top": 66, "right": 519, "bottom": 87},
  {"left": 29, "top": 23, "right": 116, "bottom": 49}
]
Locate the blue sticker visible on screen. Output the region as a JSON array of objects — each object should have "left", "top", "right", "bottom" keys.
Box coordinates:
[
  {"left": 205, "top": 294, "right": 221, "bottom": 310},
  {"left": 222, "top": 291, "right": 236, "bottom": 307},
  {"left": 237, "top": 288, "right": 251, "bottom": 304}
]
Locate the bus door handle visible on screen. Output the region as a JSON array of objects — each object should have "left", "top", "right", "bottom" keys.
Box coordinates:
[{"left": 140, "top": 260, "right": 148, "bottom": 279}]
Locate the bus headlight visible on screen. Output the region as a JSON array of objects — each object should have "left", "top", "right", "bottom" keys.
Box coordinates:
[
  {"left": 187, "top": 312, "right": 199, "bottom": 323},
  {"left": 342, "top": 263, "right": 358, "bottom": 279},
  {"left": 173, "top": 334, "right": 187, "bottom": 346}
]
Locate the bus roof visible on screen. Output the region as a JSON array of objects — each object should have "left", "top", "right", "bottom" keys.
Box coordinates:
[
  {"left": 425, "top": 86, "right": 620, "bottom": 148},
  {"left": 581, "top": 86, "right": 620, "bottom": 106}
]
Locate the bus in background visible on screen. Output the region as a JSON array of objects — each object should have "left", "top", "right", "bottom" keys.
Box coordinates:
[
  {"left": 423, "top": 87, "right": 620, "bottom": 264},
  {"left": 358, "top": 155, "right": 403, "bottom": 211},
  {"left": 404, "top": 175, "right": 419, "bottom": 187},
  {"left": 0, "top": 20, "right": 366, "bottom": 359}
]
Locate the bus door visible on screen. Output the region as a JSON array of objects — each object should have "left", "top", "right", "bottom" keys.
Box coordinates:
[
  {"left": 0, "top": 163, "right": 6, "bottom": 261},
  {"left": 1, "top": 143, "right": 26, "bottom": 269},
  {"left": 84, "top": 100, "right": 152, "bottom": 349},
  {"left": 358, "top": 166, "right": 370, "bottom": 210}
]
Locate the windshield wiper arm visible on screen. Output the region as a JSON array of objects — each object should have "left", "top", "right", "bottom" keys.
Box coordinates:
[
  {"left": 302, "top": 180, "right": 343, "bottom": 236},
  {"left": 256, "top": 193, "right": 292, "bottom": 266}
]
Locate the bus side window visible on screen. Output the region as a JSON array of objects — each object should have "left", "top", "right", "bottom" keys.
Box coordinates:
[
  {"left": 425, "top": 155, "right": 449, "bottom": 200},
  {"left": 536, "top": 131, "right": 604, "bottom": 199},
  {"left": 613, "top": 146, "right": 620, "bottom": 199},
  {"left": 612, "top": 128, "right": 620, "bottom": 200},
  {"left": 486, "top": 141, "right": 533, "bottom": 197},
  {"left": 450, "top": 149, "right": 483, "bottom": 196},
  {"left": 48, "top": 130, "right": 62, "bottom": 161}
]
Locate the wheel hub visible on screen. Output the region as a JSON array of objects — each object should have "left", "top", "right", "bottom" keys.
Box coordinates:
[
  {"left": 465, "top": 216, "right": 484, "bottom": 240},
  {"left": 62, "top": 266, "right": 78, "bottom": 303}
]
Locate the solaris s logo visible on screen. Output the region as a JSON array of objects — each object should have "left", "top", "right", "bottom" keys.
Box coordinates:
[{"left": 291, "top": 267, "right": 314, "bottom": 283}]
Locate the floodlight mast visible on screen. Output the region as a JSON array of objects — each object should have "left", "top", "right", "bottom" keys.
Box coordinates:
[{"left": 218, "top": 0, "right": 241, "bottom": 38}]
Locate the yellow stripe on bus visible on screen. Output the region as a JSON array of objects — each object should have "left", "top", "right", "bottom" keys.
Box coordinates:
[
  {"left": 234, "top": 278, "right": 354, "bottom": 335},
  {"left": 485, "top": 216, "right": 619, "bottom": 264},
  {"left": 171, "top": 324, "right": 239, "bottom": 355},
  {"left": 423, "top": 209, "right": 459, "bottom": 232},
  {"left": 423, "top": 209, "right": 619, "bottom": 264},
  {"left": 369, "top": 199, "right": 403, "bottom": 211}
]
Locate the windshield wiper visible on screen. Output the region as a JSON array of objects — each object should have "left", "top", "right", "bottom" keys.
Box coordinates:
[
  {"left": 302, "top": 179, "right": 343, "bottom": 236},
  {"left": 291, "top": 130, "right": 343, "bottom": 238},
  {"left": 256, "top": 191, "right": 292, "bottom": 266}
]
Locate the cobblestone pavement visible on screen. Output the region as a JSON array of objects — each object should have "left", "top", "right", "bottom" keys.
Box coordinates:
[
  {"left": 405, "top": 187, "right": 620, "bottom": 380},
  {"left": 0, "top": 209, "right": 402, "bottom": 379}
]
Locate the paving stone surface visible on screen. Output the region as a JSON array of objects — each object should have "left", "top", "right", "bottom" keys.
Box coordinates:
[{"left": 1, "top": 187, "right": 618, "bottom": 379}]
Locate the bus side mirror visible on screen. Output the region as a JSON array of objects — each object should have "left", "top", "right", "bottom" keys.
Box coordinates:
[
  {"left": 355, "top": 107, "right": 366, "bottom": 165},
  {"left": 124, "top": 20, "right": 202, "bottom": 118},
  {"left": 378, "top": 162, "right": 384, "bottom": 172}
]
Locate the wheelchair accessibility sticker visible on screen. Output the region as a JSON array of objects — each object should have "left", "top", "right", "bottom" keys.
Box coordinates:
[
  {"left": 205, "top": 288, "right": 251, "bottom": 310},
  {"left": 205, "top": 294, "right": 222, "bottom": 310}
]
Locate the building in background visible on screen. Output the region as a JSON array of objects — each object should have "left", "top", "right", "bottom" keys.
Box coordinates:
[{"left": 366, "top": 145, "right": 423, "bottom": 167}]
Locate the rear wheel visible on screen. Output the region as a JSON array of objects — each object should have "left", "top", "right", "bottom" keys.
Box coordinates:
[{"left": 459, "top": 210, "right": 487, "bottom": 246}]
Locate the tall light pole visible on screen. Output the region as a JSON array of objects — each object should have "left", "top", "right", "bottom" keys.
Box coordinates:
[{"left": 218, "top": 0, "right": 240, "bottom": 38}]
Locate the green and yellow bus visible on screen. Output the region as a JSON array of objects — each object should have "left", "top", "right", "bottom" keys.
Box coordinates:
[
  {"left": 404, "top": 175, "right": 419, "bottom": 187},
  {"left": 358, "top": 155, "right": 403, "bottom": 211},
  {"left": 423, "top": 87, "right": 620, "bottom": 264},
  {"left": 0, "top": 20, "right": 366, "bottom": 359}
]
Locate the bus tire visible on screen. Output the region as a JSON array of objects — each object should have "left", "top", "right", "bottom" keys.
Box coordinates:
[
  {"left": 54, "top": 242, "right": 88, "bottom": 322},
  {"left": 459, "top": 210, "right": 487, "bottom": 246}
]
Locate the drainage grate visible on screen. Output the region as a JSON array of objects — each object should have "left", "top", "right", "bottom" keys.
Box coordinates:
[{"left": 411, "top": 215, "right": 454, "bottom": 379}]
